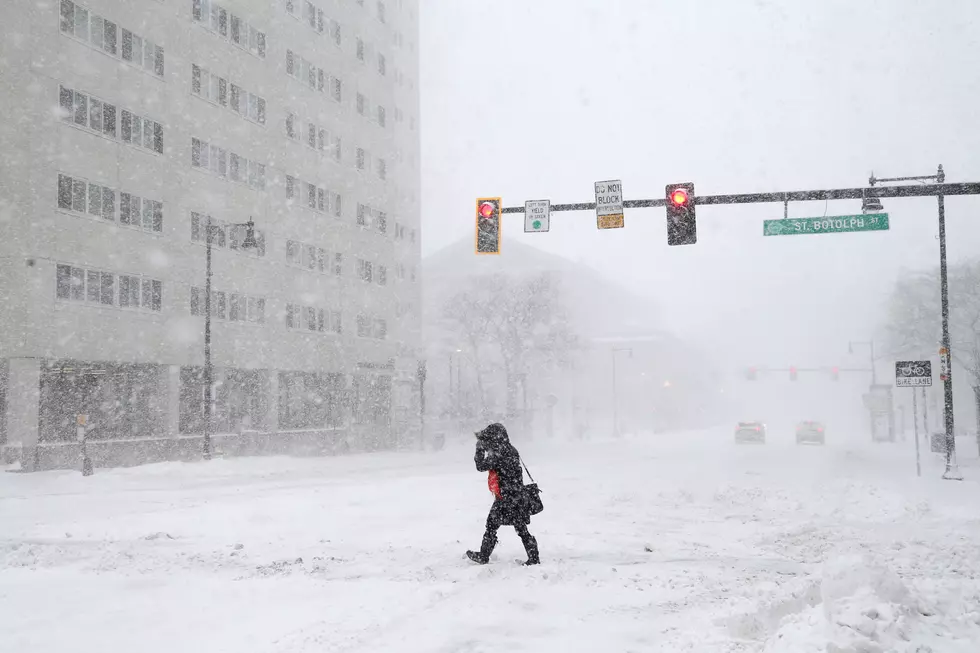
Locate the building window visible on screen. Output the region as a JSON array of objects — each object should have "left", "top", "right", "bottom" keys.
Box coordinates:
[
  {"left": 331, "top": 19, "right": 341, "bottom": 46},
  {"left": 356, "top": 93, "right": 366, "bottom": 115},
  {"left": 332, "top": 192, "right": 343, "bottom": 217},
  {"left": 61, "top": 2, "right": 165, "bottom": 75},
  {"left": 378, "top": 265, "right": 387, "bottom": 286},
  {"left": 286, "top": 49, "right": 320, "bottom": 90},
  {"left": 357, "top": 258, "right": 373, "bottom": 282},
  {"left": 56, "top": 264, "right": 116, "bottom": 305},
  {"left": 356, "top": 203, "right": 366, "bottom": 226},
  {"left": 285, "top": 112, "right": 299, "bottom": 140},
  {"left": 356, "top": 38, "right": 364, "bottom": 61},
  {"left": 356, "top": 148, "right": 366, "bottom": 170},
  {"left": 376, "top": 211, "right": 387, "bottom": 233},
  {"left": 306, "top": 122, "right": 316, "bottom": 149},
  {"left": 192, "top": 139, "right": 263, "bottom": 189},
  {"left": 331, "top": 77, "right": 342, "bottom": 102},
  {"left": 333, "top": 253, "right": 343, "bottom": 276},
  {"left": 194, "top": 1, "right": 266, "bottom": 57},
  {"left": 377, "top": 1, "right": 385, "bottom": 23},
  {"left": 374, "top": 318, "right": 387, "bottom": 339},
  {"left": 121, "top": 110, "right": 163, "bottom": 153},
  {"left": 190, "top": 287, "right": 227, "bottom": 319},
  {"left": 191, "top": 212, "right": 226, "bottom": 246},
  {"left": 356, "top": 314, "right": 370, "bottom": 337},
  {"left": 378, "top": 53, "right": 386, "bottom": 76},
  {"left": 120, "top": 193, "right": 163, "bottom": 232},
  {"left": 121, "top": 28, "right": 165, "bottom": 77},
  {"left": 377, "top": 105, "right": 386, "bottom": 127},
  {"left": 285, "top": 175, "right": 296, "bottom": 200},
  {"left": 57, "top": 174, "right": 116, "bottom": 222},
  {"left": 59, "top": 85, "right": 117, "bottom": 138},
  {"left": 377, "top": 158, "right": 386, "bottom": 180},
  {"left": 331, "top": 136, "right": 342, "bottom": 162}
]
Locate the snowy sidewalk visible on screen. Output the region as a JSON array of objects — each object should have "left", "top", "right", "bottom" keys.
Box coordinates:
[{"left": 2, "top": 431, "right": 979, "bottom": 652}]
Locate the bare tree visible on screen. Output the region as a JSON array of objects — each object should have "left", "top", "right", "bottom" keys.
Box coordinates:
[
  {"left": 884, "top": 263, "right": 980, "bottom": 385},
  {"left": 441, "top": 272, "right": 576, "bottom": 417}
]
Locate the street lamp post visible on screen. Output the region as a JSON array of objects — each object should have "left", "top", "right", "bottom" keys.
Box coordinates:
[
  {"left": 869, "top": 166, "right": 961, "bottom": 480},
  {"left": 203, "top": 217, "right": 258, "bottom": 461},
  {"left": 611, "top": 347, "right": 632, "bottom": 437}
]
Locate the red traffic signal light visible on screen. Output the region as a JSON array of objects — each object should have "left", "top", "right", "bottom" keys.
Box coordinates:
[
  {"left": 475, "top": 197, "right": 501, "bottom": 255},
  {"left": 831, "top": 366, "right": 840, "bottom": 381},
  {"left": 789, "top": 366, "right": 798, "bottom": 381},
  {"left": 665, "top": 182, "right": 697, "bottom": 246},
  {"left": 746, "top": 366, "right": 757, "bottom": 381}
]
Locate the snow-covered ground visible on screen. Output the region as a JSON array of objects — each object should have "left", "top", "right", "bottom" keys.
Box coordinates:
[{"left": 2, "top": 428, "right": 979, "bottom": 652}]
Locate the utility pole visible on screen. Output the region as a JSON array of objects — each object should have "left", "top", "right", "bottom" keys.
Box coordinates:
[
  {"left": 202, "top": 217, "right": 258, "bottom": 461},
  {"left": 870, "top": 166, "right": 960, "bottom": 480}
]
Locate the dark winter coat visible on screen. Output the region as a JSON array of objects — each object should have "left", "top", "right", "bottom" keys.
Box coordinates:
[{"left": 474, "top": 423, "right": 530, "bottom": 526}]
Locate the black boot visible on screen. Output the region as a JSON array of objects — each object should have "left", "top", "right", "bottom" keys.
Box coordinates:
[
  {"left": 467, "top": 530, "right": 497, "bottom": 564},
  {"left": 466, "top": 550, "right": 488, "bottom": 564},
  {"left": 522, "top": 533, "right": 540, "bottom": 566}
]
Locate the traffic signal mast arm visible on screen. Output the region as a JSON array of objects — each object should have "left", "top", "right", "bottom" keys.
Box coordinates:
[{"left": 498, "top": 182, "right": 980, "bottom": 214}]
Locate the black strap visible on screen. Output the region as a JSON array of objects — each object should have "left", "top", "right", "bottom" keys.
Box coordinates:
[{"left": 519, "top": 457, "right": 536, "bottom": 484}]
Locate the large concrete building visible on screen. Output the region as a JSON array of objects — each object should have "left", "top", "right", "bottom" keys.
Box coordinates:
[{"left": 0, "top": 0, "right": 422, "bottom": 469}]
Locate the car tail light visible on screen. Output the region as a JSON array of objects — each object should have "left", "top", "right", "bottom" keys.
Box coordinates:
[{"left": 817, "top": 427, "right": 824, "bottom": 433}]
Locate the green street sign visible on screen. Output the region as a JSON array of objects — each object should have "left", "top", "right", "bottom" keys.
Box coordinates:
[{"left": 763, "top": 213, "right": 889, "bottom": 237}]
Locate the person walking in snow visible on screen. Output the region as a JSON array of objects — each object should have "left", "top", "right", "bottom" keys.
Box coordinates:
[{"left": 466, "top": 423, "right": 540, "bottom": 566}]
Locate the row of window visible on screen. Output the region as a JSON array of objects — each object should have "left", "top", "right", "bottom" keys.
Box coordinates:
[
  {"left": 393, "top": 222, "right": 416, "bottom": 243},
  {"left": 356, "top": 259, "right": 387, "bottom": 286},
  {"left": 356, "top": 203, "right": 388, "bottom": 233},
  {"left": 57, "top": 169, "right": 414, "bottom": 260},
  {"left": 356, "top": 314, "right": 388, "bottom": 340},
  {"left": 284, "top": 113, "right": 341, "bottom": 161},
  {"left": 355, "top": 93, "right": 386, "bottom": 128},
  {"left": 286, "top": 304, "right": 344, "bottom": 334},
  {"left": 190, "top": 287, "right": 266, "bottom": 323},
  {"left": 60, "top": 1, "right": 164, "bottom": 78},
  {"left": 192, "top": 0, "right": 267, "bottom": 58},
  {"left": 285, "top": 48, "right": 343, "bottom": 102},
  {"left": 192, "top": 65, "right": 267, "bottom": 126},
  {"left": 355, "top": 147, "right": 386, "bottom": 180},
  {"left": 57, "top": 174, "right": 163, "bottom": 233},
  {"left": 57, "top": 264, "right": 162, "bottom": 311},
  {"left": 56, "top": 266, "right": 388, "bottom": 337},
  {"left": 284, "top": 176, "right": 342, "bottom": 216},
  {"left": 59, "top": 86, "right": 164, "bottom": 154},
  {"left": 191, "top": 137, "right": 266, "bottom": 189},
  {"left": 286, "top": 240, "right": 344, "bottom": 276}
]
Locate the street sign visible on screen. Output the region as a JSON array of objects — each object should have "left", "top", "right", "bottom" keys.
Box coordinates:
[
  {"left": 940, "top": 347, "right": 949, "bottom": 381},
  {"left": 763, "top": 213, "right": 889, "bottom": 236},
  {"left": 595, "top": 179, "right": 624, "bottom": 229},
  {"left": 524, "top": 200, "right": 550, "bottom": 233},
  {"left": 895, "top": 360, "right": 932, "bottom": 387}
]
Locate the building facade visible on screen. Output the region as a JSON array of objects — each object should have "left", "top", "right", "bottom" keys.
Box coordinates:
[{"left": 0, "top": 0, "right": 422, "bottom": 469}]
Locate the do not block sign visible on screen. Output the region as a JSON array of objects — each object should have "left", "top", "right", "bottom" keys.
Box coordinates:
[{"left": 595, "top": 179, "right": 624, "bottom": 229}]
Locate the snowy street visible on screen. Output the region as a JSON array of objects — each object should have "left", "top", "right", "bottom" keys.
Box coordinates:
[{"left": 3, "top": 431, "right": 979, "bottom": 652}]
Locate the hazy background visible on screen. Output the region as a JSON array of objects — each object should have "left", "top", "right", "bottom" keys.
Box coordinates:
[{"left": 419, "top": 0, "right": 980, "bottom": 433}]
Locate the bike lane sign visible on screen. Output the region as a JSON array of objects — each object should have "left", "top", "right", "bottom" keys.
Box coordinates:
[{"left": 895, "top": 360, "right": 933, "bottom": 387}]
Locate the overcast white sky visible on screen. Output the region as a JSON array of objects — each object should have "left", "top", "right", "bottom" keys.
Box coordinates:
[{"left": 419, "top": 0, "right": 980, "bottom": 381}]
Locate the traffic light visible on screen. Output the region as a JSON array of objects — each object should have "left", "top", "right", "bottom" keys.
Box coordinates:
[
  {"left": 831, "top": 366, "right": 840, "bottom": 381},
  {"left": 746, "top": 366, "right": 757, "bottom": 381},
  {"left": 789, "top": 366, "right": 798, "bottom": 381},
  {"left": 475, "top": 197, "right": 501, "bottom": 255},
  {"left": 665, "top": 182, "right": 697, "bottom": 246}
]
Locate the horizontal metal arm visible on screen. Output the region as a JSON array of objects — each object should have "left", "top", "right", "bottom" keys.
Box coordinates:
[{"left": 500, "top": 182, "right": 980, "bottom": 214}]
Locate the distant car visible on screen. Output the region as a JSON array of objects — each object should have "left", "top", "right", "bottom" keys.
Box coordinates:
[
  {"left": 796, "top": 421, "right": 826, "bottom": 445},
  {"left": 735, "top": 421, "right": 767, "bottom": 444}
]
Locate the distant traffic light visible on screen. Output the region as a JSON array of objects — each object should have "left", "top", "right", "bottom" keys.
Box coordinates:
[
  {"left": 831, "top": 366, "right": 840, "bottom": 381},
  {"left": 665, "top": 182, "right": 697, "bottom": 246},
  {"left": 789, "top": 366, "right": 798, "bottom": 381},
  {"left": 475, "top": 197, "right": 501, "bottom": 255},
  {"left": 746, "top": 366, "right": 757, "bottom": 381}
]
